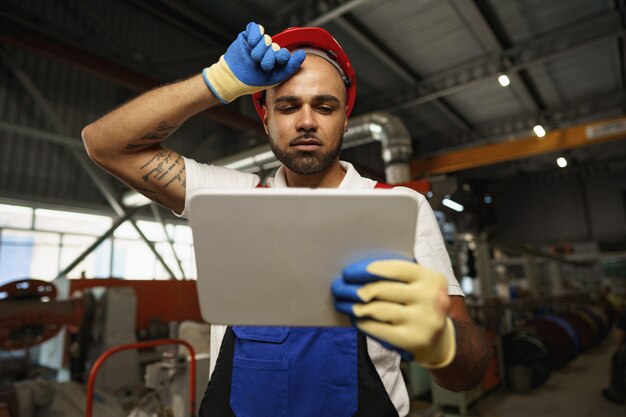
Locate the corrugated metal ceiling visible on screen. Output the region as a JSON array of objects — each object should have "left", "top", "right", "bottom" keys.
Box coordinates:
[{"left": 0, "top": 0, "right": 624, "bottom": 209}]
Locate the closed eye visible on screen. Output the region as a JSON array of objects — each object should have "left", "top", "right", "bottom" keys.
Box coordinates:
[
  {"left": 317, "top": 105, "right": 336, "bottom": 114},
  {"left": 276, "top": 105, "right": 299, "bottom": 113}
]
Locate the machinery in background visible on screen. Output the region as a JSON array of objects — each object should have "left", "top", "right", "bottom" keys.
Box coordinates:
[
  {"left": 0, "top": 278, "right": 83, "bottom": 352},
  {"left": 0, "top": 277, "right": 209, "bottom": 417},
  {"left": 430, "top": 234, "right": 616, "bottom": 416}
]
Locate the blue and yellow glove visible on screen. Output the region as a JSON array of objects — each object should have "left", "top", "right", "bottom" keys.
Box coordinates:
[
  {"left": 202, "top": 22, "right": 306, "bottom": 103},
  {"left": 332, "top": 258, "right": 456, "bottom": 368}
]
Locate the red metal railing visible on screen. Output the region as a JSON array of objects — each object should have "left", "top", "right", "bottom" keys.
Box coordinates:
[{"left": 85, "top": 339, "right": 196, "bottom": 417}]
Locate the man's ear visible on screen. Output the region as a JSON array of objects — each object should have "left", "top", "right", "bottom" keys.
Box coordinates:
[{"left": 262, "top": 105, "right": 269, "bottom": 136}]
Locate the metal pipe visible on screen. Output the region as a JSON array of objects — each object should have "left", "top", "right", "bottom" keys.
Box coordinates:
[
  {"left": 306, "top": 0, "right": 372, "bottom": 26},
  {"left": 343, "top": 112, "right": 412, "bottom": 184},
  {"left": 86, "top": 339, "right": 196, "bottom": 417}
]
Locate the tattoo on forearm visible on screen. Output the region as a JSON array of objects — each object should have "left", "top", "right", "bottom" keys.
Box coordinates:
[
  {"left": 125, "top": 121, "right": 179, "bottom": 149},
  {"left": 143, "top": 121, "right": 178, "bottom": 139},
  {"left": 139, "top": 150, "right": 185, "bottom": 189},
  {"left": 163, "top": 164, "right": 186, "bottom": 189}
]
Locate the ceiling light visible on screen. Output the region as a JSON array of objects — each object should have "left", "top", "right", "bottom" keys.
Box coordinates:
[
  {"left": 442, "top": 198, "right": 464, "bottom": 212},
  {"left": 557, "top": 157, "right": 568, "bottom": 168},
  {"left": 533, "top": 124, "right": 546, "bottom": 138},
  {"left": 498, "top": 74, "right": 510, "bottom": 87},
  {"left": 484, "top": 194, "right": 492, "bottom": 204}
]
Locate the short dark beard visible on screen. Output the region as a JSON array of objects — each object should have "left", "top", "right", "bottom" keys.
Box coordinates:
[{"left": 269, "top": 134, "right": 343, "bottom": 175}]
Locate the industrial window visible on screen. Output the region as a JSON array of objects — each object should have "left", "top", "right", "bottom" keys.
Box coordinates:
[{"left": 0, "top": 203, "right": 195, "bottom": 285}]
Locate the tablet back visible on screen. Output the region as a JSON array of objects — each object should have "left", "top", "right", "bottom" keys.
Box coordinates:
[{"left": 190, "top": 188, "right": 417, "bottom": 327}]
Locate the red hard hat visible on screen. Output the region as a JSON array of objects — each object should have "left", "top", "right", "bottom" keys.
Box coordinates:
[{"left": 252, "top": 26, "right": 357, "bottom": 120}]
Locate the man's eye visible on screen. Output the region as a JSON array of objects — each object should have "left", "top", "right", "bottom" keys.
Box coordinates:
[
  {"left": 278, "top": 106, "right": 297, "bottom": 112},
  {"left": 317, "top": 106, "right": 335, "bottom": 114}
]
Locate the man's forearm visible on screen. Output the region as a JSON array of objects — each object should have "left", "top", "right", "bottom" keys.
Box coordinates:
[
  {"left": 429, "top": 318, "right": 490, "bottom": 392},
  {"left": 82, "top": 74, "right": 217, "bottom": 162}
]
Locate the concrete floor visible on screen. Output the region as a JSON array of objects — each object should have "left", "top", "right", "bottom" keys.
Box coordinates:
[{"left": 410, "top": 334, "right": 625, "bottom": 417}]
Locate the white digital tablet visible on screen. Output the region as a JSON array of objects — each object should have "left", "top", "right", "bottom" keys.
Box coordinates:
[{"left": 189, "top": 187, "right": 418, "bottom": 327}]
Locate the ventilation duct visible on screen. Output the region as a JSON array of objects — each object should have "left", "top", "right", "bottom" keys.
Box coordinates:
[{"left": 214, "top": 111, "right": 413, "bottom": 184}]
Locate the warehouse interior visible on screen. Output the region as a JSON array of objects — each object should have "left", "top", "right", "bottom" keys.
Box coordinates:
[{"left": 1, "top": 0, "right": 626, "bottom": 416}]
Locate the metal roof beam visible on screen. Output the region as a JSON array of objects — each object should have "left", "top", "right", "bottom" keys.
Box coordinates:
[
  {"left": 0, "top": 121, "right": 84, "bottom": 150},
  {"left": 278, "top": 0, "right": 472, "bottom": 130},
  {"left": 306, "top": 0, "right": 373, "bottom": 26},
  {"left": 280, "top": 0, "right": 472, "bottom": 130},
  {"left": 411, "top": 115, "right": 626, "bottom": 177},
  {"left": 368, "top": 11, "right": 624, "bottom": 113},
  {"left": 127, "top": 0, "right": 232, "bottom": 46},
  {"left": 0, "top": 12, "right": 263, "bottom": 134},
  {"left": 333, "top": 17, "right": 472, "bottom": 131},
  {"left": 422, "top": 92, "right": 626, "bottom": 157},
  {"left": 64, "top": 0, "right": 134, "bottom": 57},
  {"left": 433, "top": 91, "right": 625, "bottom": 153},
  {"left": 449, "top": 0, "right": 542, "bottom": 113},
  {"left": 616, "top": 0, "right": 626, "bottom": 96}
]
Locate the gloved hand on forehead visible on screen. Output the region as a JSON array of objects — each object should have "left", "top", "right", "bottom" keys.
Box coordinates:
[
  {"left": 202, "top": 22, "right": 306, "bottom": 104},
  {"left": 332, "top": 257, "right": 456, "bottom": 368}
]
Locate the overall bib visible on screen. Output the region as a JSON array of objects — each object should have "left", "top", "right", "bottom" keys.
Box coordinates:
[{"left": 199, "top": 327, "right": 399, "bottom": 416}]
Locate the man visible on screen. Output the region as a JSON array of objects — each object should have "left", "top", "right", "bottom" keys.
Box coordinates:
[{"left": 83, "top": 22, "right": 488, "bottom": 417}]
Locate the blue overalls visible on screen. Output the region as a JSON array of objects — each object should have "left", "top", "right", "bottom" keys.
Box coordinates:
[{"left": 198, "top": 326, "right": 399, "bottom": 416}]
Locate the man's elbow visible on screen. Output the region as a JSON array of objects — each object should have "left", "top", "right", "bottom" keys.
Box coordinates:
[{"left": 81, "top": 123, "right": 108, "bottom": 165}]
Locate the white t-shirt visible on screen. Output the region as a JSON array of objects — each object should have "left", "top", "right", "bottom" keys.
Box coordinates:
[{"left": 180, "top": 157, "right": 463, "bottom": 417}]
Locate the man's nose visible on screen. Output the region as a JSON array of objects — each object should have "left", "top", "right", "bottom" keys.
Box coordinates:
[{"left": 296, "top": 106, "right": 317, "bottom": 132}]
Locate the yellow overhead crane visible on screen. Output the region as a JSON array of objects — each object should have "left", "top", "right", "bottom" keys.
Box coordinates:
[{"left": 411, "top": 116, "right": 626, "bottom": 177}]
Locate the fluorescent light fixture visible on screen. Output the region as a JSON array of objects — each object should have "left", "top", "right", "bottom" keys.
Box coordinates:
[
  {"left": 0, "top": 203, "right": 33, "bottom": 215},
  {"left": 557, "top": 157, "right": 568, "bottom": 168},
  {"left": 533, "top": 124, "right": 546, "bottom": 138},
  {"left": 442, "top": 198, "right": 464, "bottom": 212},
  {"left": 498, "top": 74, "right": 510, "bottom": 87}
]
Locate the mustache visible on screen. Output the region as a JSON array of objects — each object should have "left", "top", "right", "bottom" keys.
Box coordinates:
[{"left": 289, "top": 132, "right": 322, "bottom": 145}]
